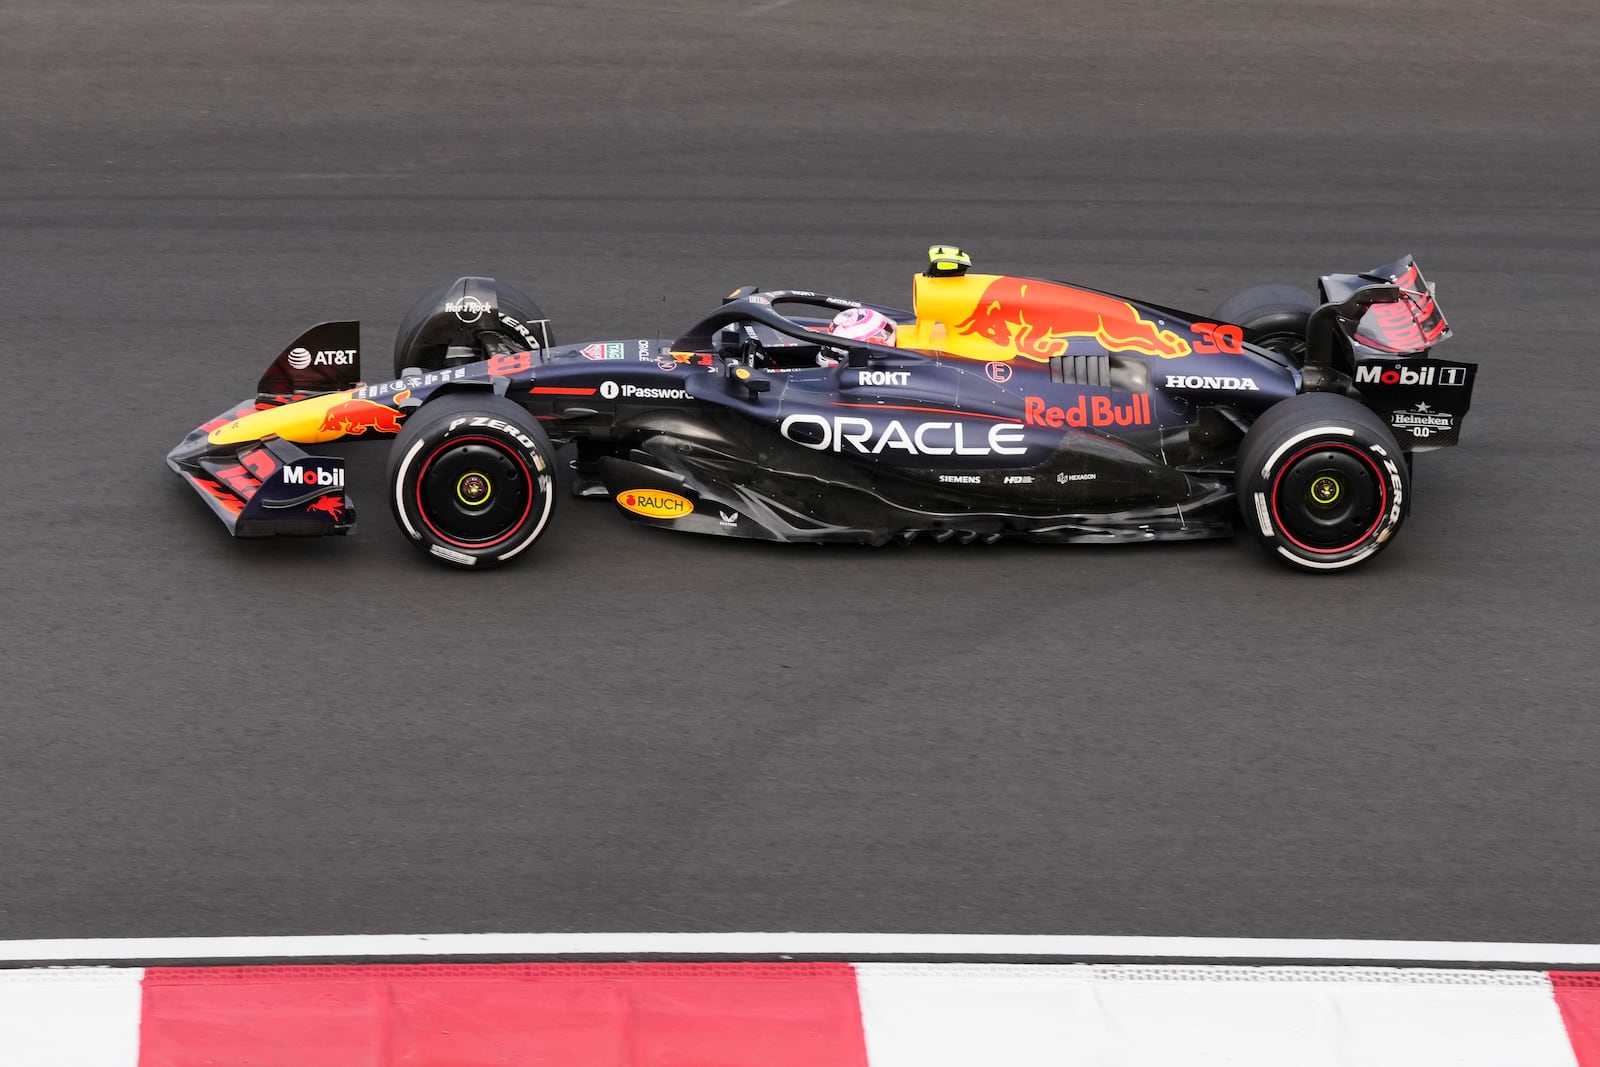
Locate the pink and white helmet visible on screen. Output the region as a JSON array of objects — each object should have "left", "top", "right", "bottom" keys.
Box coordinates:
[{"left": 826, "top": 306, "right": 895, "bottom": 345}]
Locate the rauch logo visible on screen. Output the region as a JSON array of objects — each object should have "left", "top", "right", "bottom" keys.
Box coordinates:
[{"left": 617, "top": 489, "right": 693, "bottom": 519}]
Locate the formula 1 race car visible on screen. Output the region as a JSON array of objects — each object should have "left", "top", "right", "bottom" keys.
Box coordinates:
[{"left": 167, "top": 247, "right": 1476, "bottom": 572}]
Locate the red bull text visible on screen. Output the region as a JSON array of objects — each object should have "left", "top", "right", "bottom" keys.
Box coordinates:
[{"left": 1024, "top": 394, "right": 1152, "bottom": 429}]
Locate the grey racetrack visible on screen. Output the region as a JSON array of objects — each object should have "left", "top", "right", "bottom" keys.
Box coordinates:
[{"left": 2, "top": 0, "right": 1598, "bottom": 946}]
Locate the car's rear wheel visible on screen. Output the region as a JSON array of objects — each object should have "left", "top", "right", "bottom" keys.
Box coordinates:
[
  {"left": 1235, "top": 392, "right": 1408, "bottom": 572},
  {"left": 386, "top": 393, "right": 557, "bottom": 568},
  {"left": 1214, "top": 284, "right": 1317, "bottom": 367}
]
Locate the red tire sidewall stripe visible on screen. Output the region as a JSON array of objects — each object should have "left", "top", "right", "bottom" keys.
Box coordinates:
[
  {"left": 414, "top": 435, "right": 535, "bottom": 550},
  {"left": 1269, "top": 441, "right": 1389, "bottom": 555}
]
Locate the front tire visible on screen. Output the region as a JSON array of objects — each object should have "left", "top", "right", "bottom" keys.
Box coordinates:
[
  {"left": 1235, "top": 393, "right": 1409, "bottom": 572},
  {"left": 386, "top": 393, "right": 558, "bottom": 569},
  {"left": 392, "top": 277, "right": 554, "bottom": 377}
]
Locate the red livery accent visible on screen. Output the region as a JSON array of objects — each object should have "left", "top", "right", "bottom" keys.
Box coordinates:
[
  {"left": 956, "top": 278, "right": 1192, "bottom": 360},
  {"left": 319, "top": 395, "right": 406, "bottom": 435},
  {"left": 1024, "top": 393, "right": 1152, "bottom": 429},
  {"left": 239, "top": 447, "right": 278, "bottom": 480},
  {"left": 487, "top": 350, "right": 534, "bottom": 376},
  {"left": 138, "top": 962, "right": 870, "bottom": 1067},
  {"left": 192, "top": 476, "right": 244, "bottom": 515},
  {"left": 304, "top": 495, "right": 344, "bottom": 520},
  {"left": 1192, "top": 321, "right": 1245, "bottom": 354}
]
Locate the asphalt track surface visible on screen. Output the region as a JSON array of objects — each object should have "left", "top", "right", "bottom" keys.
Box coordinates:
[{"left": 2, "top": 1, "right": 1598, "bottom": 948}]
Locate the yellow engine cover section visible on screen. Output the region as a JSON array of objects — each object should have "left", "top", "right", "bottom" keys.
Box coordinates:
[{"left": 904, "top": 273, "right": 1193, "bottom": 362}]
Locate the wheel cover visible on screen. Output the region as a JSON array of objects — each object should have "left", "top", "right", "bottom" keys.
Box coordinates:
[
  {"left": 455, "top": 471, "right": 492, "bottom": 507},
  {"left": 414, "top": 436, "right": 534, "bottom": 549},
  {"left": 1269, "top": 442, "right": 1387, "bottom": 554}
]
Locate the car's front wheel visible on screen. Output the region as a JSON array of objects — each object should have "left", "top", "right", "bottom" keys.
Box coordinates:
[
  {"left": 386, "top": 393, "right": 558, "bottom": 568},
  {"left": 1235, "top": 392, "right": 1409, "bottom": 572}
]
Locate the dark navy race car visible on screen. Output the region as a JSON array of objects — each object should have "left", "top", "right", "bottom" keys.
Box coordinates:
[{"left": 167, "top": 247, "right": 1475, "bottom": 572}]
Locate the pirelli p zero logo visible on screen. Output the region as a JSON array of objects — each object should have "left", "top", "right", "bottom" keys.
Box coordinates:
[{"left": 616, "top": 489, "right": 693, "bottom": 519}]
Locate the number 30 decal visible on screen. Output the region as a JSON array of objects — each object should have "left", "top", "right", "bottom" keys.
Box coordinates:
[
  {"left": 1191, "top": 322, "right": 1245, "bottom": 355},
  {"left": 486, "top": 350, "right": 535, "bottom": 376}
]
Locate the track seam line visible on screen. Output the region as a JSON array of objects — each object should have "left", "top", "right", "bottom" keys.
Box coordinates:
[{"left": 4, "top": 933, "right": 1600, "bottom": 966}]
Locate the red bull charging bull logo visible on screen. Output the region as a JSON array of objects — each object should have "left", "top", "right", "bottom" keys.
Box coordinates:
[
  {"left": 955, "top": 278, "right": 1191, "bottom": 360},
  {"left": 318, "top": 390, "right": 410, "bottom": 436}
]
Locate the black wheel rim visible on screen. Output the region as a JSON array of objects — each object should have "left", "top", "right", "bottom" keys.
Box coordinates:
[
  {"left": 414, "top": 437, "right": 532, "bottom": 549},
  {"left": 1270, "top": 443, "right": 1387, "bottom": 554}
]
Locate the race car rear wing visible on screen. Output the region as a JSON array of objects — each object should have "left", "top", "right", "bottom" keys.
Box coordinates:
[
  {"left": 1321, "top": 256, "right": 1450, "bottom": 356},
  {"left": 1301, "top": 257, "right": 1476, "bottom": 452}
]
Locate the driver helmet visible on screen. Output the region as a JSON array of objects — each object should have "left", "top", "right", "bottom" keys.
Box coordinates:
[{"left": 826, "top": 306, "right": 895, "bottom": 345}]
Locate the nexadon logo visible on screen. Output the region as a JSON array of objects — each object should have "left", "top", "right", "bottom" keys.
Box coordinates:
[{"left": 616, "top": 489, "right": 693, "bottom": 519}]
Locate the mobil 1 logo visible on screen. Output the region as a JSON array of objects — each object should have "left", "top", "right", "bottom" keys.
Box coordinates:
[
  {"left": 1354, "top": 360, "right": 1472, "bottom": 389},
  {"left": 1354, "top": 358, "right": 1477, "bottom": 450}
]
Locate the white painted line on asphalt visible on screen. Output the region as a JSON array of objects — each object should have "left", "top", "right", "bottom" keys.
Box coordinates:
[
  {"left": 742, "top": 0, "right": 802, "bottom": 14},
  {"left": 2, "top": 933, "right": 1600, "bottom": 966}
]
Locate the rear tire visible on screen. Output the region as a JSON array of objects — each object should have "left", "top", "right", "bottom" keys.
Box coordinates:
[
  {"left": 1215, "top": 284, "right": 1317, "bottom": 367},
  {"left": 1235, "top": 393, "right": 1409, "bottom": 572},
  {"left": 387, "top": 393, "right": 558, "bottom": 569}
]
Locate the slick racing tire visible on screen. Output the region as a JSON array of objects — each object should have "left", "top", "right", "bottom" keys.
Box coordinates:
[
  {"left": 1235, "top": 393, "right": 1409, "bottom": 573},
  {"left": 393, "top": 277, "right": 554, "bottom": 377},
  {"left": 387, "top": 393, "right": 557, "bottom": 569},
  {"left": 1214, "top": 284, "right": 1317, "bottom": 367}
]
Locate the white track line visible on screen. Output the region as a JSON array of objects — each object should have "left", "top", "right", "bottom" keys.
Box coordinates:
[{"left": 2, "top": 933, "right": 1599, "bottom": 966}]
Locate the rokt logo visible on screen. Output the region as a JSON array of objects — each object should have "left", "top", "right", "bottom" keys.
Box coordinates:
[
  {"left": 282, "top": 464, "right": 344, "bottom": 487},
  {"left": 853, "top": 370, "right": 911, "bottom": 387}
]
